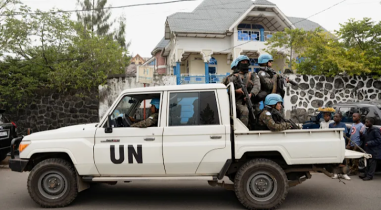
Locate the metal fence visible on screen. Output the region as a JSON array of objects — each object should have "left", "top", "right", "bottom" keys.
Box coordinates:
[{"left": 180, "top": 74, "right": 229, "bottom": 85}]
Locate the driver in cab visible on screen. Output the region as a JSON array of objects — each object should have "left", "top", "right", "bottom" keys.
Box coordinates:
[{"left": 130, "top": 98, "right": 160, "bottom": 128}]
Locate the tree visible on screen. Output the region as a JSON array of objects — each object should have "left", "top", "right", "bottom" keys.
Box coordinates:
[
  {"left": 295, "top": 32, "right": 370, "bottom": 76},
  {"left": 265, "top": 28, "right": 310, "bottom": 71},
  {"left": 76, "top": 0, "right": 112, "bottom": 37},
  {"left": 336, "top": 18, "right": 381, "bottom": 76},
  {"left": 76, "top": 0, "right": 130, "bottom": 51},
  {"left": 265, "top": 22, "right": 379, "bottom": 76},
  {"left": 0, "top": 0, "right": 22, "bottom": 54},
  {"left": 0, "top": 6, "right": 128, "bottom": 110}
]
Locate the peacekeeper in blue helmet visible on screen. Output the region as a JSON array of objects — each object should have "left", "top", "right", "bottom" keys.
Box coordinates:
[
  {"left": 222, "top": 55, "right": 261, "bottom": 127},
  {"left": 221, "top": 58, "right": 240, "bottom": 84},
  {"left": 258, "top": 94, "right": 291, "bottom": 131},
  {"left": 131, "top": 98, "right": 160, "bottom": 128},
  {"left": 256, "top": 54, "right": 289, "bottom": 104}
]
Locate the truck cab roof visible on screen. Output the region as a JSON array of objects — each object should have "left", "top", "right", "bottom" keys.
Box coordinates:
[{"left": 120, "top": 84, "right": 226, "bottom": 95}]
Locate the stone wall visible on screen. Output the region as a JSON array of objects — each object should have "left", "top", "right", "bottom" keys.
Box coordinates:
[
  {"left": 99, "top": 74, "right": 176, "bottom": 119},
  {"left": 3, "top": 90, "right": 99, "bottom": 135},
  {"left": 284, "top": 74, "right": 381, "bottom": 123}
]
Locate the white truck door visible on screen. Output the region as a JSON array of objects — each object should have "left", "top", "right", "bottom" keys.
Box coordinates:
[
  {"left": 163, "top": 90, "right": 226, "bottom": 174},
  {"left": 94, "top": 93, "right": 165, "bottom": 176}
]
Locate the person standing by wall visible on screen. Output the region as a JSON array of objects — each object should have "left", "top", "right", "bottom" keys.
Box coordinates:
[
  {"left": 346, "top": 113, "right": 365, "bottom": 175},
  {"left": 330, "top": 112, "right": 351, "bottom": 180},
  {"left": 360, "top": 117, "right": 381, "bottom": 181}
]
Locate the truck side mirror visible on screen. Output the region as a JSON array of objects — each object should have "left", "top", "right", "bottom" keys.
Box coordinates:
[{"left": 105, "top": 115, "right": 113, "bottom": 133}]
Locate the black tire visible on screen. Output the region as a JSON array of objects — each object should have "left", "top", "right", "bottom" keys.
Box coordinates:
[
  {"left": 234, "top": 159, "right": 288, "bottom": 210},
  {"left": 228, "top": 173, "right": 236, "bottom": 183},
  {"left": 27, "top": 158, "right": 78, "bottom": 208},
  {"left": 0, "top": 152, "right": 7, "bottom": 162}
]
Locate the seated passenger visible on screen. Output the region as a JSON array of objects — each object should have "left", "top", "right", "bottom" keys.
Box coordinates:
[
  {"left": 131, "top": 98, "right": 160, "bottom": 128},
  {"left": 258, "top": 94, "right": 291, "bottom": 131}
]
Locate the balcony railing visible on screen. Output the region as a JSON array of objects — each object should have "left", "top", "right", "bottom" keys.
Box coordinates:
[
  {"left": 180, "top": 74, "right": 229, "bottom": 85},
  {"left": 237, "top": 30, "right": 275, "bottom": 41}
]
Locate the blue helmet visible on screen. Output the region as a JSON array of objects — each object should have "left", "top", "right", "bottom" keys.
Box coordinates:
[
  {"left": 150, "top": 98, "right": 160, "bottom": 109},
  {"left": 231, "top": 55, "right": 250, "bottom": 70},
  {"left": 230, "top": 59, "right": 238, "bottom": 70},
  {"left": 264, "top": 94, "right": 283, "bottom": 106},
  {"left": 258, "top": 54, "right": 273, "bottom": 64}
]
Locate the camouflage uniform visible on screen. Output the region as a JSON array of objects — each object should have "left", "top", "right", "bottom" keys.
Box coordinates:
[
  {"left": 222, "top": 72, "right": 261, "bottom": 127},
  {"left": 131, "top": 113, "right": 158, "bottom": 128},
  {"left": 258, "top": 108, "right": 291, "bottom": 131},
  {"left": 258, "top": 67, "right": 278, "bottom": 95},
  {"left": 258, "top": 67, "right": 286, "bottom": 117}
]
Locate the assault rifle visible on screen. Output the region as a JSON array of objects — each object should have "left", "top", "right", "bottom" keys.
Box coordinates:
[
  {"left": 266, "top": 68, "right": 299, "bottom": 98},
  {"left": 270, "top": 108, "right": 300, "bottom": 129},
  {"left": 237, "top": 74, "right": 256, "bottom": 125}
]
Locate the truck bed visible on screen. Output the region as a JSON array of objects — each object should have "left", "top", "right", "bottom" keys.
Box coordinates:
[{"left": 234, "top": 125, "right": 346, "bottom": 165}]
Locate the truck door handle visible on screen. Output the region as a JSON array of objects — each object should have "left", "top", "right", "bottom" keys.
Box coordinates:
[
  {"left": 144, "top": 137, "right": 155, "bottom": 141},
  {"left": 210, "top": 136, "right": 222, "bottom": 139}
]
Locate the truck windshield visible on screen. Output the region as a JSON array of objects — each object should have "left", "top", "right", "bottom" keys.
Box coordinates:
[{"left": 112, "top": 96, "right": 138, "bottom": 119}]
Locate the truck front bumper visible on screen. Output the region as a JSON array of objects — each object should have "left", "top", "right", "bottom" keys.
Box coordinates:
[
  {"left": 8, "top": 136, "right": 28, "bottom": 172},
  {"left": 9, "top": 157, "right": 28, "bottom": 172}
]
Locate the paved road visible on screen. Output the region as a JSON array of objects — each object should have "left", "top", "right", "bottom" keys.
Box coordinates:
[{"left": 1, "top": 160, "right": 381, "bottom": 210}]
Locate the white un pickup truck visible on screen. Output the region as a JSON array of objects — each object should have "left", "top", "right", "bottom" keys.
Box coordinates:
[{"left": 9, "top": 83, "right": 370, "bottom": 210}]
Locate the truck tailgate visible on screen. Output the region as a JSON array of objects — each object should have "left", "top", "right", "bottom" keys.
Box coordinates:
[{"left": 345, "top": 149, "right": 372, "bottom": 159}]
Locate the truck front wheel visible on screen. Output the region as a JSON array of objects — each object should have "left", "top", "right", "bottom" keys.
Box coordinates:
[
  {"left": 234, "top": 158, "right": 288, "bottom": 210},
  {"left": 27, "top": 158, "right": 78, "bottom": 207},
  {"left": 0, "top": 152, "right": 7, "bottom": 162}
]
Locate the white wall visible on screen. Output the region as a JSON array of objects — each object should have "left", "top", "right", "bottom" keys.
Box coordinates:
[
  {"left": 212, "top": 54, "right": 230, "bottom": 75},
  {"left": 176, "top": 37, "right": 231, "bottom": 53},
  {"left": 188, "top": 54, "right": 205, "bottom": 75},
  {"left": 98, "top": 75, "right": 176, "bottom": 119}
]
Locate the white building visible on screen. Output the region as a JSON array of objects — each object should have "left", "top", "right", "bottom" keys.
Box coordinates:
[{"left": 149, "top": 0, "right": 325, "bottom": 85}]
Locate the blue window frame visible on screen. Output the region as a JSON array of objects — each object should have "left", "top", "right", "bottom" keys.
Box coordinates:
[{"left": 209, "top": 57, "right": 217, "bottom": 65}]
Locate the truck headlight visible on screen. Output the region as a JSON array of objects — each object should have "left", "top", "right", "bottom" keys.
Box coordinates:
[{"left": 19, "top": 140, "right": 31, "bottom": 153}]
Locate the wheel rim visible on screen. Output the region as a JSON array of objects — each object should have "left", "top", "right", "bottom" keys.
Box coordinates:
[
  {"left": 246, "top": 171, "right": 277, "bottom": 202},
  {"left": 37, "top": 170, "right": 68, "bottom": 200}
]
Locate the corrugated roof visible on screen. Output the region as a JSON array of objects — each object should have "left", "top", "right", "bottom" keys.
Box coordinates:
[
  {"left": 253, "top": 0, "right": 275, "bottom": 5},
  {"left": 151, "top": 37, "right": 170, "bottom": 55},
  {"left": 287, "top": 17, "right": 326, "bottom": 31},
  {"left": 167, "top": 0, "right": 251, "bottom": 34},
  {"left": 166, "top": 0, "right": 324, "bottom": 34}
]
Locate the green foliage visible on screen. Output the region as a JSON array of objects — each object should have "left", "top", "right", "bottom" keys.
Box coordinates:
[
  {"left": 77, "top": 0, "right": 130, "bottom": 51},
  {"left": 265, "top": 18, "right": 381, "bottom": 76},
  {"left": 265, "top": 28, "right": 310, "bottom": 70},
  {"left": 0, "top": 4, "right": 128, "bottom": 110},
  {"left": 336, "top": 18, "right": 381, "bottom": 76},
  {"left": 77, "top": 0, "right": 112, "bottom": 36}
]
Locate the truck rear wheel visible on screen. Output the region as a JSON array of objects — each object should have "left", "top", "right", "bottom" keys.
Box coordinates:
[
  {"left": 27, "top": 158, "right": 78, "bottom": 208},
  {"left": 234, "top": 159, "right": 288, "bottom": 210}
]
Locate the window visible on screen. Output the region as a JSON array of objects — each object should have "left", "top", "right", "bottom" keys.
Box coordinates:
[
  {"left": 339, "top": 107, "right": 357, "bottom": 123},
  {"left": 360, "top": 107, "right": 381, "bottom": 125},
  {"left": 168, "top": 91, "right": 220, "bottom": 126},
  {"left": 110, "top": 93, "right": 161, "bottom": 128}
]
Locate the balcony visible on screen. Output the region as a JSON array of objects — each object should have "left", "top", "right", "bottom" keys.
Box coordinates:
[
  {"left": 237, "top": 30, "right": 275, "bottom": 42},
  {"left": 180, "top": 74, "right": 229, "bottom": 85}
]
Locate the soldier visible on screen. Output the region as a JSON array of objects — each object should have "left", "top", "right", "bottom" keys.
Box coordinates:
[
  {"left": 221, "top": 59, "right": 240, "bottom": 85},
  {"left": 222, "top": 55, "right": 261, "bottom": 128},
  {"left": 256, "top": 54, "right": 290, "bottom": 102},
  {"left": 131, "top": 98, "right": 160, "bottom": 128},
  {"left": 258, "top": 94, "right": 291, "bottom": 131}
]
